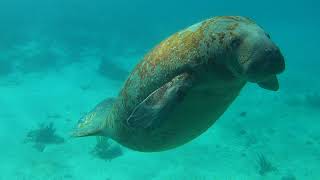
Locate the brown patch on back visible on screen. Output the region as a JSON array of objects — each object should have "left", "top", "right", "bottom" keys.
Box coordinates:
[
  {"left": 133, "top": 20, "right": 215, "bottom": 81},
  {"left": 217, "top": 32, "right": 225, "bottom": 44}
]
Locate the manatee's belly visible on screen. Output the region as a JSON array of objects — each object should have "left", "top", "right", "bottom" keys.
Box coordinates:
[
  {"left": 120, "top": 83, "right": 244, "bottom": 152},
  {"left": 154, "top": 90, "right": 238, "bottom": 149}
]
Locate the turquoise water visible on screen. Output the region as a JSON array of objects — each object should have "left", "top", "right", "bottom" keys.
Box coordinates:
[{"left": 0, "top": 0, "right": 319, "bottom": 179}]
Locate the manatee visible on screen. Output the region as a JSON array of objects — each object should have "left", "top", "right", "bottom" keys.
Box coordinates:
[{"left": 72, "top": 16, "right": 285, "bottom": 152}]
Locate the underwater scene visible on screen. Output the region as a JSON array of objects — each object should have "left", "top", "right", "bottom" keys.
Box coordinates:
[{"left": 0, "top": 0, "right": 319, "bottom": 179}]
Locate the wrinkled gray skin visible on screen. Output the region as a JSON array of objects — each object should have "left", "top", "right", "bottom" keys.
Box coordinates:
[{"left": 72, "top": 16, "right": 285, "bottom": 152}]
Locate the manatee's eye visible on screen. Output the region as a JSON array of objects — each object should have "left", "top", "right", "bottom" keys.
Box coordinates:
[{"left": 231, "top": 38, "right": 241, "bottom": 48}]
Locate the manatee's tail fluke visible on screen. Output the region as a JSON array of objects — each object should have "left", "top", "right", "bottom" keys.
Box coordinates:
[{"left": 71, "top": 98, "right": 115, "bottom": 137}]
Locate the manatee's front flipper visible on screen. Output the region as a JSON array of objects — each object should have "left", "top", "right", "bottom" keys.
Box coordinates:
[
  {"left": 258, "top": 75, "right": 279, "bottom": 91},
  {"left": 72, "top": 97, "right": 115, "bottom": 137},
  {"left": 126, "top": 73, "right": 194, "bottom": 129}
]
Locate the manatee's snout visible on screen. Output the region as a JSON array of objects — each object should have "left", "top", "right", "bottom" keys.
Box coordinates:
[
  {"left": 247, "top": 47, "right": 285, "bottom": 76},
  {"left": 243, "top": 36, "right": 285, "bottom": 91}
]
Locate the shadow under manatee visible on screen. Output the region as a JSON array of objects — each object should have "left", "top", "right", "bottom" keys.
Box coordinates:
[{"left": 91, "top": 137, "right": 123, "bottom": 161}]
